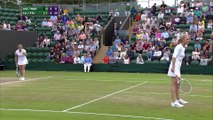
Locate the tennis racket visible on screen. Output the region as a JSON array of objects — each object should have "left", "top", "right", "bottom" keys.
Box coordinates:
[
  {"left": 16, "top": 65, "right": 20, "bottom": 77},
  {"left": 178, "top": 78, "right": 192, "bottom": 94}
]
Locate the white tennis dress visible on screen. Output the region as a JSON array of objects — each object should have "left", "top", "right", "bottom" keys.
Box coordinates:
[
  {"left": 15, "top": 49, "right": 28, "bottom": 65},
  {"left": 168, "top": 44, "right": 185, "bottom": 77}
]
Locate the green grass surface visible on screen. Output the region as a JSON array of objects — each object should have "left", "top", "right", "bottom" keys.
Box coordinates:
[{"left": 0, "top": 71, "right": 212, "bottom": 120}]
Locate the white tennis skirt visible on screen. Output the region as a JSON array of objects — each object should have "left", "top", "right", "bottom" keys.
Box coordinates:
[
  {"left": 18, "top": 59, "right": 28, "bottom": 66},
  {"left": 167, "top": 67, "right": 181, "bottom": 78}
]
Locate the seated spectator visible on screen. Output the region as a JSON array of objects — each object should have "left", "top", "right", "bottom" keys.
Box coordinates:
[
  {"left": 109, "top": 53, "right": 117, "bottom": 64},
  {"left": 114, "top": 36, "right": 121, "bottom": 46},
  {"left": 123, "top": 54, "right": 130, "bottom": 64},
  {"left": 80, "top": 53, "right": 86, "bottom": 63},
  {"left": 187, "top": 9, "right": 194, "bottom": 16},
  {"left": 93, "top": 37, "right": 99, "bottom": 50},
  {"left": 200, "top": 46, "right": 209, "bottom": 58},
  {"left": 161, "top": 29, "right": 169, "bottom": 39},
  {"left": 105, "top": 47, "right": 112, "bottom": 56},
  {"left": 136, "top": 54, "right": 144, "bottom": 64},
  {"left": 103, "top": 55, "right": 109, "bottom": 64},
  {"left": 2, "top": 21, "right": 7, "bottom": 30},
  {"left": 47, "top": 48, "right": 55, "bottom": 60},
  {"left": 135, "top": 13, "right": 141, "bottom": 22},
  {"left": 90, "top": 43, "right": 97, "bottom": 58},
  {"left": 124, "top": 41, "right": 130, "bottom": 49},
  {"left": 142, "top": 41, "right": 150, "bottom": 52},
  {"left": 61, "top": 13, "right": 68, "bottom": 24},
  {"left": 119, "top": 47, "right": 126, "bottom": 60},
  {"left": 165, "top": 7, "right": 171, "bottom": 15},
  {"left": 132, "top": 24, "right": 139, "bottom": 35},
  {"left": 201, "top": 2, "right": 210, "bottom": 17},
  {"left": 203, "top": 40, "right": 210, "bottom": 51},
  {"left": 79, "top": 32, "right": 87, "bottom": 41},
  {"left": 191, "top": 48, "right": 200, "bottom": 61},
  {"left": 127, "top": 48, "right": 134, "bottom": 60},
  {"left": 47, "top": 20, "right": 53, "bottom": 27},
  {"left": 177, "top": 5, "right": 184, "bottom": 15},
  {"left": 200, "top": 56, "right": 212, "bottom": 66},
  {"left": 93, "top": 21, "right": 102, "bottom": 34},
  {"left": 135, "top": 41, "right": 143, "bottom": 54},
  {"left": 84, "top": 53, "right": 92, "bottom": 72},
  {"left": 78, "top": 41, "right": 84, "bottom": 52},
  {"left": 131, "top": 6, "right": 137, "bottom": 17},
  {"left": 25, "top": 16, "right": 31, "bottom": 25},
  {"left": 147, "top": 46, "right": 154, "bottom": 61},
  {"left": 54, "top": 31, "right": 62, "bottom": 41},
  {"left": 121, "top": 36, "right": 128, "bottom": 45},
  {"left": 140, "top": 12, "right": 147, "bottom": 21},
  {"left": 116, "top": 43, "right": 123, "bottom": 52},
  {"left": 43, "top": 36, "right": 50, "bottom": 47},
  {"left": 74, "top": 54, "right": 81, "bottom": 64},
  {"left": 66, "top": 47, "right": 74, "bottom": 56},
  {"left": 65, "top": 54, "right": 73, "bottom": 64},
  {"left": 155, "top": 29, "right": 161, "bottom": 41},
  {"left": 42, "top": 19, "right": 48, "bottom": 27},
  {"left": 84, "top": 41, "right": 91, "bottom": 52},
  {"left": 194, "top": 40, "right": 201, "bottom": 51},
  {"left": 174, "top": 15, "right": 181, "bottom": 24},
  {"left": 50, "top": 15, "right": 58, "bottom": 23},
  {"left": 196, "top": 29, "right": 204, "bottom": 40},
  {"left": 189, "top": 22, "right": 198, "bottom": 40},
  {"left": 186, "top": 13, "right": 194, "bottom": 24},
  {"left": 180, "top": 13, "right": 187, "bottom": 24},
  {"left": 207, "top": 20, "right": 212, "bottom": 29},
  {"left": 158, "top": 11, "right": 164, "bottom": 20},
  {"left": 194, "top": 8, "right": 201, "bottom": 19},
  {"left": 152, "top": 46, "right": 162, "bottom": 61},
  {"left": 160, "top": 47, "right": 171, "bottom": 62},
  {"left": 60, "top": 53, "right": 67, "bottom": 63}
]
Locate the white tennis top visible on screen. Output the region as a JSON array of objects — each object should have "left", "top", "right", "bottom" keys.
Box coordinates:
[
  {"left": 15, "top": 49, "right": 28, "bottom": 65},
  {"left": 168, "top": 44, "right": 185, "bottom": 77}
]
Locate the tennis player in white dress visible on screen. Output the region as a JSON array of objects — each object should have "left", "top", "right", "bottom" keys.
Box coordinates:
[
  {"left": 15, "top": 44, "right": 28, "bottom": 81},
  {"left": 168, "top": 34, "right": 189, "bottom": 108}
]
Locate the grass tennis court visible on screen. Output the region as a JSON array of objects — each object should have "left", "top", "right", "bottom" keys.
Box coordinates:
[{"left": 0, "top": 71, "right": 212, "bottom": 120}]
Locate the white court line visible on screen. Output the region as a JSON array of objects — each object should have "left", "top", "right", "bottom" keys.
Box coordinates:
[
  {"left": 0, "top": 76, "right": 52, "bottom": 86},
  {"left": 63, "top": 81, "right": 148, "bottom": 112},
  {"left": 138, "top": 92, "right": 212, "bottom": 98},
  {"left": 0, "top": 108, "right": 174, "bottom": 120}
]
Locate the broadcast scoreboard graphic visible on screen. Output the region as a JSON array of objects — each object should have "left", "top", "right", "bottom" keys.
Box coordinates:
[{"left": 22, "top": 6, "right": 58, "bottom": 15}]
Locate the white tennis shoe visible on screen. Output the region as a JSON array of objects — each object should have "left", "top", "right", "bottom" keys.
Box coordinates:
[
  {"left": 178, "top": 99, "right": 188, "bottom": 104},
  {"left": 19, "top": 77, "right": 25, "bottom": 81},
  {"left": 171, "top": 101, "right": 184, "bottom": 108}
]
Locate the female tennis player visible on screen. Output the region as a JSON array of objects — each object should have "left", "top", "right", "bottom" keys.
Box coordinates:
[
  {"left": 15, "top": 44, "right": 28, "bottom": 81},
  {"left": 168, "top": 34, "right": 189, "bottom": 108}
]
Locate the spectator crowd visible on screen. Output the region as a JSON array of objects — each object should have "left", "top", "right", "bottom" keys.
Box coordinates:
[{"left": 104, "top": 0, "right": 213, "bottom": 66}]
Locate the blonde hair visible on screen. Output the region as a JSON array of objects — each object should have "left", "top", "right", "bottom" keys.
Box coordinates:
[
  {"left": 17, "top": 44, "right": 23, "bottom": 48},
  {"left": 177, "top": 34, "right": 187, "bottom": 44}
]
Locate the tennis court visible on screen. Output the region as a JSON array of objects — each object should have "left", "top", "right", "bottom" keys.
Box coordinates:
[{"left": 0, "top": 71, "right": 212, "bottom": 120}]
